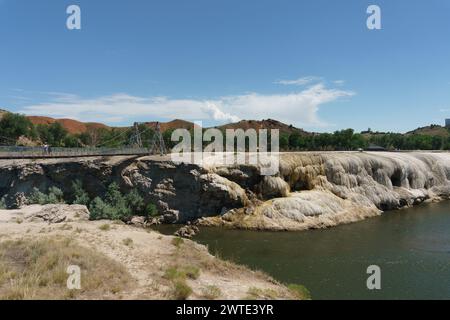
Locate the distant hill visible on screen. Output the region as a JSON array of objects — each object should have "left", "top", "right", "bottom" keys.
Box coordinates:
[
  {"left": 0, "top": 109, "right": 9, "bottom": 120},
  {"left": 143, "top": 119, "right": 197, "bottom": 132},
  {"left": 27, "top": 116, "right": 109, "bottom": 135},
  {"left": 2, "top": 107, "right": 449, "bottom": 140},
  {"left": 406, "top": 125, "right": 450, "bottom": 138},
  {"left": 216, "top": 119, "right": 311, "bottom": 136}
]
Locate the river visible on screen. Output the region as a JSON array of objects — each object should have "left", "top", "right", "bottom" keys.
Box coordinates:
[{"left": 157, "top": 201, "right": 450, "bottom": 299}]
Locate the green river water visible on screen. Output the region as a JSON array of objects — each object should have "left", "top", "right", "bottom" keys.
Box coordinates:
[{"left": 157, "top": 201, "right": 450, "bottom": 300}]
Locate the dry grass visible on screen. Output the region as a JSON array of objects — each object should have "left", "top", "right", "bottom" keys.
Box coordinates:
[
  {"left": 0, "top": 237, "right": 134, "bottom": 300},
  {"left": 201, "top": 285, "right": 221, "bottom": 300},
  {"left": 246, "top": 287, "right": 279, "bottom": 300}
]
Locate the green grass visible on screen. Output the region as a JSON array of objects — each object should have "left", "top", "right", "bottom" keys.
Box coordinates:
[
  {"left": 98, "top": 224, "right": 111, "bottom": 231},
  {"left": 287, "top": 284, "right": 311, "bottom": 300},
  {"left": 172, "top": 280, "right": 192, "bottom": 300},
  {"left": 164, "top": 265, "right": 200, "bottom": 281},
  {"left": 171, "top": 237, "right": 184, "bottom": 248}
]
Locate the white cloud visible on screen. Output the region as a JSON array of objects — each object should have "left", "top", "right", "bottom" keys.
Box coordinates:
[
  {"left": 18, "top": 83, "right": 354, "bottom": 128},
  {"left": 275, "top": 76, "right": 322, "bottom": 86},
  {"left": 333, "top": 80, "right": 345, "bottom": 85}
]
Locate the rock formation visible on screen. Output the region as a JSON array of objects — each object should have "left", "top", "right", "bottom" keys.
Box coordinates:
[{"left": 1, "top": 152, "right": 450, "bottom": 231}]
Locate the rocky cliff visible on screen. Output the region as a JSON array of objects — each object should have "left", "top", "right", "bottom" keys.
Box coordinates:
[{"left": 1, "top": 152, "right": 450, "bottom": 230}]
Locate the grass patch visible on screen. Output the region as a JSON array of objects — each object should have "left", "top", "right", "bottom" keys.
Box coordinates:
[
  {"left": 172, "top": 280, "right": 192, "bottom": 300},
  {"left": 164, "top": 265, "right": 200, "bottom": 281},
  {"left": 171, "top": 237, "right": 184, "bottom": 248},
  {"left": 164, "top": 265, "right": 199, "bottom": 300},
  {"left": 122, "top": 238, "right": 133, "bottom": 247},
  {"left": 98, "top": 224, "right": 111, "bottom": 231},
  {"left": 246, "top": 287, "right": 279, "bottom": 300},
  {"left": 0, "top": 237, "right": 133, "bottom": 300},
  {"left": 201, "top": 285, "right": 221, "bottom": 300},
  {"left": 287, "top": 284, "right": 311, "bottom": 300}
]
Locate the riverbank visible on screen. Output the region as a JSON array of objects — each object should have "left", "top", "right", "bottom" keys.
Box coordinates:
[{"left": 0, "top": 204, "right": 301, "bottom": 300}]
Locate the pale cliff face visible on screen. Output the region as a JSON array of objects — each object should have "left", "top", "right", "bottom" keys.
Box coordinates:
[
  {"left": 203, "top": 152, "right": 450, "bottom": 230},
  {"left": 1, "top": 152, "right": 450, "bottom": 230}
]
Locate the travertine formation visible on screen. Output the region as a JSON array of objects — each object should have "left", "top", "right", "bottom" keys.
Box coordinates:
[{"left": 1, "top": 152, "right": 449, "bottom": 230}]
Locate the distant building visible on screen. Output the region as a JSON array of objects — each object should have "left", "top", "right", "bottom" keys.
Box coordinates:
[{"left": 446, "top": 119, "right": 450, "bottom": 128}]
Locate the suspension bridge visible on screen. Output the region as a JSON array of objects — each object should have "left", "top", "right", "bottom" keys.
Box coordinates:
[{"left": 0, "top": 122, "right": 168, "bottom": 160}]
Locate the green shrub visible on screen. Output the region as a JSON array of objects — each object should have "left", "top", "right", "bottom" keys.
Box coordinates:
[
  {"left": 125, "top": 189, "right": 144, "bottom": 213},
  {"left": 146, "top": 203, "right": 160, "bottom": 217},
  {"left": 0, "top": 197, "right": 6, "bottom": 209},
  {"left": 89, "top": 197, "right": 117, "bottom": 220},
  {"left": 72, "top": 180, "right": 90, "bottom": 206},
  {"left": 29, "top": 188, "right": 49, "bottom": 205},
  {"left": 29, "top": 187, "right": 64, "bottom": 205},
  {"left": 105, "top": 183, "right": 132, "bottom": 218},
  {"left": 47, "top": 186, "right": 64, "bottom": 204},
  {"left": 88, "top": 183, "right": 157, "bottom": 221}
]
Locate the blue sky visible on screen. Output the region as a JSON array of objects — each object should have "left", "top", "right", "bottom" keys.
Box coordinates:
[{"left": 0, "top": 0, "right": 449, "bottom": 132}]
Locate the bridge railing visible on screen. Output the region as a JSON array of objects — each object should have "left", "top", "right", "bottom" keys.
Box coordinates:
[{"left": 0, "top": 146, "right": 151, "bottom": 159}]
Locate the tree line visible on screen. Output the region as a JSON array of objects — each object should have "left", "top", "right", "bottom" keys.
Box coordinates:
[
  {"left": 279, "top": 129, "right": 450, "bottom": 151},
  {"left": 0, "top": 113, "right": 165, "bottom": 148},
  {"left": 1, "top": 113, "right": 450, "bottom": 151}
]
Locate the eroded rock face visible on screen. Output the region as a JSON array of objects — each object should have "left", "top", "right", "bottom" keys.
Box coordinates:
[
  {"left": 0, "top": 156, "right": 249, "bottom": 223},
  {"left": 1, "top": 152, "right": 450, "bottom": 229}
]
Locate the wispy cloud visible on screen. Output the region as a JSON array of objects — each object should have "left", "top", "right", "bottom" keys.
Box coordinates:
[
  {"left": 274, "top": 76, "right": 322, "bottom": 86},
  {"left": 17, "top": 83, "right": 354, "bottom": 127}
]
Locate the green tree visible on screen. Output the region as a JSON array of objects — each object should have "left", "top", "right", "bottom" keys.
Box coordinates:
[
  {"left": 36, "top": 122, "right": 69, "bottom": 147},
  {"left": 279, "top": 134, "right": 289, "bottom": 150},
  {"left": 72, "top": 180, "right": 90, "bottom": 205},
  {"left": 0, "top": 113, "right": 34, "bottom": 144}
]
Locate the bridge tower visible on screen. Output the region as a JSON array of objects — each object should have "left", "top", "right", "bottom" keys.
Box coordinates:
[
  {"left": 129, "top": 122, "right": 143, "bottom": 148},
  {"left": 149, "top": 122, "right": 167, "bottom": 156}
]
